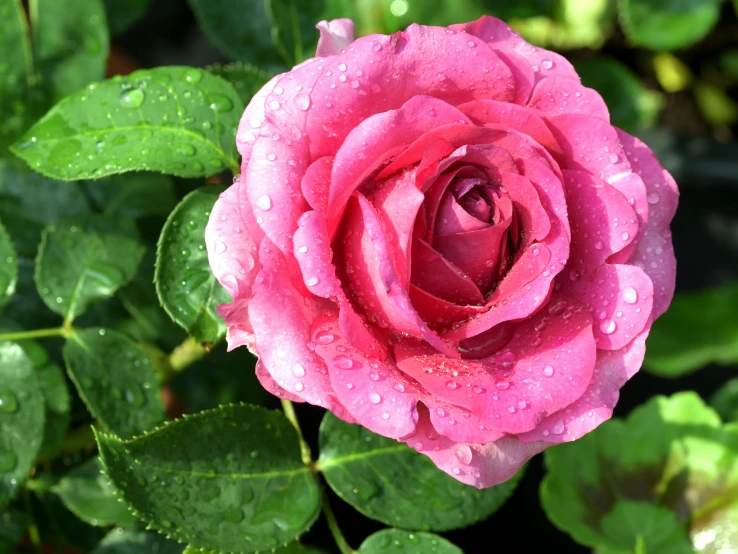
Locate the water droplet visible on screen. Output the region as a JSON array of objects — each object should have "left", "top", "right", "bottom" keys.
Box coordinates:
[
  {"left": 381, "top": 412, "right": 390, "bottom": 419},
  {"left": 333, "top": 354, "right": 357, "bottom": 369},
  {"left": 542, "top": 365, "right": 554, "bottom": 377},
  {"left": 495, "top": 351, "right": 517, "bottom": 370},
  {"left": 445, "top": 380, "right": 459, "bottom": 390},
  {"left": 338, "top": 63, "right": 347, "bottom": 71},
  {"left": 0, "top": 390, "right": 19, "bottom": 413},
  {"left": 621, "top": 232, "right": 629, "bottom": 241},
  {"left": 125, "top": 385, "right": 145, "bottom": 407},
  {"left": 214, "top": 241, "right": 226, "bottom": 254},
  {"left": 298, "top": 246, "right": 308, "bottom": 253},
  {"left": 266, "top": 153, "right": 276, "bottom": 161},
  {"left": 256, "top": 195, "right": 271, "bottom": 210},
  {"left": 268, "top": 100, "right": 280, "bottom": 110},
  {"left": 119, "top": 88, "right": 144, "bottom": 108},
  {"left": 541, "top": 59, "right": 554, "bottom": 70},
  {"left": 294, "top": 93, "right": 311, "bottom": 111},
  {"left": 495, "top": 381, "right": 510, "bottom": 391},
  {"left": 394, "top": 383, "right": 405, "bottom": 393},
  {"left": 454, "top": 444, "right": 473, "bottom": 464},
  {"left": 647, "top": 191, "right": 660, "bottom": 204},
  {"left": 292, "top": 363, "right": 305, "bottom": 377},
  {"left": 209, "top": 94, "right": 233, "bottom": 113},
  {"left": 594, "top": 240, "right": 603, "bottom": 250},
  {"left": 608, "top": 153, "right": 619, "bottom": 164},
  {"left": 294, "top": 381, "right": 304, "bottom": 392},
  {"left": 599, "top": 320, "right": 617, "bottom": 335},
  {"left": 621, "top": 287, "right": 638, "bottom": 304},
  {"left": 176, "top": 143, "right": 196, "bottom": 157},
  {"left": 472, "top": 385, "right": 485, "bottom": 394},
  {"left": 306, "top": 276, "right": 318, "bottom": 286},
  {"left": 184, "top": 69, "right": 202, "bottom": 83},
  {"left": 274, "top": 86, "right": 284, "bottom": 95},
  {"left": 314, "top": 330, "right": 334, "bottom": 344},
  {"left": 368, "top": 392, "right": 381, "bottom": 404},
  {"left": 551, "top": 420, "right": 565, "bottom": 434}
]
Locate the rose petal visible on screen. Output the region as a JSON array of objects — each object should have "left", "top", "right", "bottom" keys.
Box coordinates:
[
  {"left": 529, "top": 75, "right": 609, "bottom": 120},
  {"left": 315, "top": 18, "right": 355, "bottom": 57},
  {"left": 518, "top": 329, "right": 648, "bottom": 444},
  {"left": 411, "top": 239, "right": 484, "bottom": 305},
  {"left": 397, "top": 294, "right": 597, "bottom": 434},
  {"left": 338, "top": 303, "right": 388, "bottom": 360},
  {"left": 312, "top": 316, "right": 419, "bottom": 438},
  {"left": 301, "top": 156, "right": 333, "bottom": 217},
  {"left": 235, "top": 74, "right": 279, "bottom": 162},
  {"left": 421, "top": 399, "right": 505, "bottom": 445},
  {"left": 435, "top": 190, "right": 490, "bottom": 234},
  {"left": 293, "top": 210, "right": 343, "bottom": 298},
  {"left": 255, "top": 360, "right": 306, "bottom": 403},
  {"left": 618, "top": 130, "right": 678, "bottom": 318}
]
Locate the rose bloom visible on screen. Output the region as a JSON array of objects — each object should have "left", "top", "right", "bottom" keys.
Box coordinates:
[{"left": 206, "top": 16, "right": 677, "bottom": 488}]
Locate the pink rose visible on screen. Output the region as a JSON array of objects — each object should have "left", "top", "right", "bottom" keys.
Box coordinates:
[{"left": 206, "top": 16, "right": 678, "bottom": 488}]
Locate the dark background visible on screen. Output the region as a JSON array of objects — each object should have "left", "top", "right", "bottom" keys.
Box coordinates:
[{"left": 113, "top": 1, "right": 738, "bottom": 552}]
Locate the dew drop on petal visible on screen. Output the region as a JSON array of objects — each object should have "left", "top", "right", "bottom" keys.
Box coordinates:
[
  {"left": 292, "top": 363, "right": 305, "bottom": 377},
  {"left": 599, "top": 320, "right": 617, "bottom": 335},
  {"left": 542, "top": 365, "right": 554, "bottom": 377},
  {"left": 621, "top": 287, "right": 638, "bottom": 304},
  {"left": 305, "top": 276, "right": 319, "bottom": 286},
  {"left": 454, "top": 444, "right": 473, "bottom": 465},
  {"left": 256, "top": 195, "right": 272, "bottom": 210},
  {"left": 294, "top": 93, "right": 311, "bottom": 111},
  {"left": 368, "top": 392, "right": 381, "bottom": 404}
]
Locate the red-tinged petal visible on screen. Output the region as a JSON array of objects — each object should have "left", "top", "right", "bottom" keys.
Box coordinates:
[
  {"left": 421, "top": 399, "right": 506, "bottom": 444},
  {"left": 327, "top": 95, "right": 471, "bottom": 221},
  {"left": 562, "top": 263, "right": 653, "bottom": 351},
  {"left": 235, "top": 75, "right": 279, "bottom": 162},
  {"left": 528, "top": 76, "right": 609, "bottom": 121},
  {"left": 369, "top": 168, "right": 425, "bottom": 284},
  {"left": 306, "top": 24, "right": 517, "bottom": 160},
  {"left": 293, "top": 210, "right": 343, "bottom": 298},
  {"left": 411, "top": 239, "right": 484, "bottom": 305},
  {"left": 518, "top": 158, "right": 570, "bottom": 241},
  {"left": 434, "top": 190, "right": 490, "bottom": 234},
  {"left": 402, "top": 406, "right": 545, "bottom": 488},
  {"left": 301, "top": 156, "right": 333, "bottom": 217},
  {"left": 248, "top": 239, "right": 343, "bottom": 411},
  {"left": 311, "top": 316, "right": 420, "bottom": 438},
  {"left": 397, "top": 295, "right": 597, "bottom": 434},
  {"left": 414, "top": 139, "right": 458, "bottom": 190},
  {"left": 315, "top": 19, "right": 355, "bottom": 57},
  {"left": 518, "top": 330, "right": 648, "bottom": 444},
  {"left": 433, "top": 220, "right": 512, "bottom": 292},
  {"left": 338, "top": 303, "right": 388, "bottom": 360},
  {"left": 216, "top": 300, "right": 254, "bottom": 352},
  {"left": 495, "top": 50, "right": 535, "bottom": 105},
  {"left": 255, "top": 360, "right": 306, "bottom": 403},
  {"left": 458, "top": 100, "right": 561, "bottom": 155},
  {"left": 618, "top": 130, "right": 678, "bottom": 318},
  {"left": 342, "top": 194, "right": 458, "bottom": 357},
  {"left": 500, "top": 172, "right": 551, "bottom": 245},
  {"left": 451, "top": 16, "right": 578, "bottom": 85},
  {"left": 409, "top": 285, "right": 486, "bottom": 332},
  {"left": 561, "top": 169, "right": 638, "bottom": 274}
]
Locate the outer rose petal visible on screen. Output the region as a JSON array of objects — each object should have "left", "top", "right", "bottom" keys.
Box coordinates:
[
  {"left": 235, "top": 75, "right": 279, "bottom": 163},
  {"left": 402, "top": 407, "right": 545, "bottom": 488},
  {"left": 315, "top": 19, "right": 355, "bottom": 56},
  {"left": 618, "top": 130, "right": 678, "bottom": 318},
  {"left": 518, "top": 330, "right": 648, "bottom": 444},
  {"left": 255, "top": 360, "right": 306, "bottom": 403},
  {"left": 528, "top": 76, "right": 609, "bottom": 121}
]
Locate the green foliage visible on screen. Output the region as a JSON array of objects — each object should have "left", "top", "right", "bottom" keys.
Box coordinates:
[
  {"left": 37, "top": 362, "right": 72, "bottom": 458},
  {"left": 97, "top": 405, "right": 322, "bottom": 553},
  {"left": 11, "top": 67, "right": 242, "bottom": 180},
  {"left": 644, "top": 284, "right": 738, "bottom": 376},
  {"left": 207, "top": 62, "right": 274, "bottom": 107},
  {"left": 0, "top": 509, "right": 28, "bottom": 554},
  {"left": 52, "top": 458, "right": 140, "bottom": 528},
  {"left": 0, "top": 220, "right": 17, "bottom": 313},
  {"left": 84, "top": 173, "right": 177, "bottom": 218},
  {"left": 63, "top": 328, "right": 165, "bottom": 439},
  {"left": 267, "top": 0, "right": 325, "bottom": 64},
  {"left": 31, "top": 0, "right": 109, "bottom": 101},
  {"left": 104, "top": 0, "right": 150, "bottom": 35},
  {"left": 35, "top": 214, "right": 144, "bottom": 323},
  {"left": 319, "top": 413, "right": 524, "bottom": 531},
  {"left": 357, "top": 530, "right": 463, "bottom": 554},
  {"left": 155, "top": 187, "right": 230, "bottom": 345},
  {"left": 90, "top": 529, "right": 184, "bottom": 554},
  {"left": 541, "top": 392, "right": 738, "bottom": 552},
  {"left": 619, "top": 0, "right": 723, "bottom": 50},
  {"left": 710, "top": 378, "right": 738, "bottom": 423},
  {"left": 0, "top": 343, "right": 45, "bottom": 507}
]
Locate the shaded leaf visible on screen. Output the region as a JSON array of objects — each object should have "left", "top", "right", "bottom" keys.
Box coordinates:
[
  {"left": 0, "top": 509, "right": 28, "bottom": 554},
  {"left": 37, "top": 362, "right": 71, "bottom": 458},
  {"left": 53, "top": 458, "right": 140, "bottom": 528},
  {"left": 207, "top": 62, "right": 273, "bottom": 107},
  {"left": 266, "top": 0, "right": 325, "bottom": 64},
  {"left": 104, "top": 0, "right": 150, "bottom": 35},
  {"left": 0, "top": 342, "right": 45, "bottom": 506},
  {"left": 0, "top": 220, "right": 17, "bottom": 313},
  {"left": 11, "top": 67, "right": 242, "bottom": 180},
  {"left": 84, "top": 173, "right": 177, "bottom": 218},
  {"left": 644, "top": 284, "right": 738, "bottom": 377},
  {"left": 91, "top": 528, "right": 184, "bottom": 554},
  {"left": 31, "top": 0, "right": 109, "bottom": 100},
  {"left": 358, "top": 530, "right": 463, "bottom": 554},
  {"left": 155, "top": 186, "right": 230, "bottom": 344},
  {"left": 318, "top": 412, "right": 523, "bottom": 532},
  {"left": 63, "top": 328, "right": 165, "bottom": 439},
  {"left": 541, "top": 392, "right": 738, "bottom": 553},
  {"left": 97, "top": 405, "right": 321, "bottom": 554},
  {"left": 710, "top": 378, "right": 738, "bottom": 424},
  {"left": 35, "top": 214, "right": 144, "bottom": 322}
]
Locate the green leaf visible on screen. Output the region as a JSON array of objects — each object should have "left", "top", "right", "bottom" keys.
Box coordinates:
[
  {"left": 710, "top": 378, "right": 738, "bottom": 423},
  {"left": 318, "top": 412, "right": 523, "bottom": 532},
  {"left": 0, "top": 0, "right": 36, "bottom": 152},
  {"left": 186, "top": 0, "right": 280, "bottom": 66},
  {"left": 0, "top": 509, "right": 28, "bottom": 554},
  {"left": 357, "top": 530, "right": 463, "bottom": 554},
  {"left": 97, "top": 404, "right": 321, "bottom": 553},
  {"left": 37, "top": 362, "right": 71, "bottom": 458},
  {"left": 53, "top": 458, "right": 140, "bottom": 528},
  {"left": 155, "top": 187, "right": 230, "bottom": 345},
  {"left": 33, "top": 489, "right": 106, "bottom": 550},
  {"left": 11, "top": 67, "right": 242, "bottom": 180},
  {"left": 541, "top": 392, "right": 738, "bottom": 553},
  {"left": 576, "top": 57, "right": 663, "bottom": 132},
  {"left": 35, "top": 214, "right": 144, "bottom": 322},
  {"left": 31, "top": 0, "right": 109, "bottom": 100},
  {"left": 619, "top": 0, "right": 723, "bottom": 50},
  {"left": 266, "top": 0, "right": 325, "bottom": 64},
  {"left": 185, "top": 543, "right": 327, "bottom": 554},
  {"left": 91, "top": 529, "right": 184, "bottom": 554},
  {"left": 0, "top": 342, "right": 45, "bottom": 506},
  {"left": 84, "top": 173, "right": 177, "bottom": 218},
  {"left": 0, "top": 220, "right": 17, "bottom": 313},
  {"left": 644, "top": 283, "right": 738, "bottom": 377},
  {"left": 0, "top": 159, "right": 90, "bottom": 257},
  {"left": 104, "top": 0, "right": 150, "bottom": 35},
  {"left": 63, "top": 328, "right": 165, "bottom": 439},
  {"left": 207, "top": 62, "right": 273, "bottom": 107}
]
